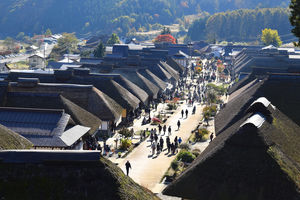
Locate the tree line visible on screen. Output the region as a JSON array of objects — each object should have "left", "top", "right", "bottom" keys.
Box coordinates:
[
  {"left": 0, "top": 0, "right": 290, "bottom": 38},
  {"left": 187, "top": 8, "right": 292, "bottom": 42}
]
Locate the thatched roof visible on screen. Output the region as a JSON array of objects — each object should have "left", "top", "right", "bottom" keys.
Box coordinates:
[
  {"left": 6, "top": 82, "right": 122, "bottom": 123},
  {"left": 147, "top": 64, "right": 172, "bottom": 82},
  {"left": 0, "top": 151, "right": 159, "bottom": 200},
  {"left": 112, "top": 68, "right": 160, "bottom": 98},
  {"left": 6, "top": 71, "right": 140, "bottom": 111},
  {"left": 166, "top": 57, "right": 184, "bottom": 73},
  {"left": 138, "top": 68, "right": 167, "bottom": 91},
  {"left": 0, "top": 124, "right": 32, "bottom": 150},
  {"left": 159, "top": 61, "right": 180, "bottom": 81},
  {"left": 163, "top": 99, "right": 300, "bottom": 200}
]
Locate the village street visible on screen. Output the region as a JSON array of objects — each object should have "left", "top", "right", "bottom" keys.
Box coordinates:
[{"left": 108, "top": 65, "right": 219, "bottom": 194}]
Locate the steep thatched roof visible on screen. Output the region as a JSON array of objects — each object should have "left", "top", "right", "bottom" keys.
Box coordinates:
[
  {"left": 112, "top": 68, "right": 160, "bottom": 98},
  {"left": 0, "top": 124, "right": 32, "bottom": 150},
  {"left": 228, "top": 73, "right": 256, "bottom": 95},
  {"left": 159, "top": 61, "right": 180, "bottom": 81},
  {"left": 0, "top": 151, "right": 159, "bottom": 200},
  {"left": 147, "top": 64, "right": 172, "bottom": 82},
  {"left": 163, "top": 99, "right": 300, "bottom": 200},
  {"left": 7, "top": 71, "right": 140, "bottom": 111},
  {"left": 138, "top": 68, "right": 167, "bottom": 91},
  {"left": 166, "top": 57, "right": 184, "bottom": 73},
  {"left": 7, "top": 82, "right": 122, "bottom": 123}
]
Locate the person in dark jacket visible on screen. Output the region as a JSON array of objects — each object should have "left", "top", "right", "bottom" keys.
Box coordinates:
[
  {"left": 163, "top": 125, "right": 167, "bottom": 135},
  {"left": 168, "top": 126, "right": 172, "bottom": 136},
  {"left": 177, "top": 120, "right": 181, "bottom": 130},
  {"left": 125, "top": 161, "right": 131, "bottom": 176}
]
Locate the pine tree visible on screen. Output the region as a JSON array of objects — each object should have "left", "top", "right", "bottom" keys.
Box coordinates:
[
  {"left": 290, "top": 0, "right": 300, "bottom": 46},
  {"left": 94, "top": 42, "right": 105, "bottom": 58}
]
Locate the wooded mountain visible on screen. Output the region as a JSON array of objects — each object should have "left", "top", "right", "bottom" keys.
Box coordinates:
[
  {"left": 0, "top": 0, "right": 290, "bottom": 38},
  {"left": 188, "top": 8, "right": 293, "bottom": 42}
]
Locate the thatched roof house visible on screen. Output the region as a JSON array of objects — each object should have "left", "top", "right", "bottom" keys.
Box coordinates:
[
  {"left": 7, "top": 71, "right": 140, "bottom": 113},
  {"left": 138, "top": 68, "right": 167, "bottom": 91},
  {"left": 147, "top": 63, "right": 172, "bottom": 82},
  {"left": 112, "top": 68, "right": 160, "bottom": 99},
  {"left": 0, "top": 124, "right": 32, "bottom": 150},
  {"left": 3, "top": 80, "right": 123, "bottom": 124},
  {"left": 166, "top": 57, "right": 184, "bottom": 74},
  {"left": 159, "top": 61, "right": 180, "bottom": 81},
  {"left": 163, "top": 97, "right": 300, "bottom": 200},
  {"left": 0, "top": 150, "right": 159, "bottom": 200}
]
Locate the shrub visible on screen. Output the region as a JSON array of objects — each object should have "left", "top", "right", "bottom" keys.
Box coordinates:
[
  {"left": 176, "top": 150, "right": 196, "bottom": 163},
  {"left": 166, "top": 103, "right": 177, "bottom": 110},
  {"left": 119, "top": 127, "right": 133, "bottom": 138},
  {"left": 179, "top": 143, "right": 190, "bottom": 150},
  {"left": 119, "top": 138, "right": 132, "bottom": 150},
  {"left": 195, "top": 128, "right": 210, "bottom": 141},
  {"left": 192, "top": 149, "right": 201, "bottom": 157},
  {"left": 171, "top": 160, "right": 179, "bottom": 170}
]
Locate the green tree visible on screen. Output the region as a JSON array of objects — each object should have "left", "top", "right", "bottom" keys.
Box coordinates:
[
  {"left": 57, "top": 33, "right": 78, "bottom": 53},
  {"left": 44, "top": 28, "right": 52, "bottom": 36},
  {"left": 261, "top": 28, "right": 282, "bottom": 47},
  {"left": 93, "top": 41, "right": 105, "bottom": 58},
  {"left": 3, "top": 37, "right": 15, "bottom": 50},
  {"left": 290, "top": 0, "right": 300, "bottom": 46},
  {"left": 107, "top": 33, "right": 120, "bottom": 45}
]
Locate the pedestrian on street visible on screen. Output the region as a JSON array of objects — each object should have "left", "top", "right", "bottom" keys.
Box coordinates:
[
  {"left": 210, "top": 133, "right": 214, "bottom": 142},
  {"left": 192, "top": 106, "right": 196, "bottom": 114},
  {"left": 166, "top": 136, "right": 171, "bottom": 153},
  {"left": 178, "top": 137, "right": 182, "bottom": 144},
  {"left": 163, "top": 125, "right": 167, "bottom": 135},
  {"left": 174, "top": 136, "right": 178, "bottom": 144},
  {"left": 181, "top": 109, "right": 184, "bottom": 118},
  {"left": 151, "top": 142, "right": 156, "bottom": 155},
  {"left": 160, "top": 137, "right": 164, "bottom": 151},
  {"left": 177, "top": 120, "right": 181, "bottom": 130},
  {"left": 125, "top": 161, "right": 131, "bottom": 176},
  {"left": 168, "top": 126, "right": 172, "bottom": 136},
  {"left": 154, "top": 133, "right": 158, "bottom": 143},
  {"left": 157, "top": 142, "right": 161, "bottom": 154},
  {"left": 158, "top": 124, "right": 162, "bottom": 134},
  {"left": 185, "top": 109, "right": 188, "bottom": 118},
  {"left": 150, "top": 133, "right": 153, "bottom": 144}
]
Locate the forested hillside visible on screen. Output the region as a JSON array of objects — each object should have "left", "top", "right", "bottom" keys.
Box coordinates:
[
  {"left": 188, "top": 8, "right": 292, "bottom": 42},
  {"left": 0, "top": 0, "right": 290, "bottom": 38}
]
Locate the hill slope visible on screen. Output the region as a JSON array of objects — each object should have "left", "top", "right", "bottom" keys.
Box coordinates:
[{"left": 0, "top": 0, "right": 290, "bottom": 38}]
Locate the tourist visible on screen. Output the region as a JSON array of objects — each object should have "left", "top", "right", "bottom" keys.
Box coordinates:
[
  {"left": 175, "top": 140, "right": 178, "bottom": 153},
  {"left": 163, "top": 125, "right": 167, "bottom": 135},
  {"left": 174, "top": 136, "right": 178, "bottom": 144},
  {"left": 154, "top": 133, "right": 158, "bottom": 144},
  {"left": 168, "top": 126, "right": 172, "bottom": 136},
  {"left": 157, "top": 142, "right": 161, "bottom": 154},
  {"left": 125, "top": 160, "right": 131, "bottom": 176},
  {"left": 151, "top": 142, "right": 156, "bottom": 155},
  {"left": 210, "top": 133, "right": 214, "bottom": 142},
  {"left": 178, "top": 137, "right": 182, "bottom": 144},
  {"left": 166, "top": 136, "right": 171, "bottom": 153},
  {"left": 185, "top": 109, "right": 188, "bottom": 118},
  {"left": 171, "top": 143, "right": 175, "bottom": 155},
  {"left": 177, "top": 120, "right": 181, "bottom": 130},
  {"left": 160, "top": 137, "right": 164, "bottom": 151},
  {"left": 181, "top": 109, "right": 184, "bottom": 118},
  {"left": 150, "top": 133, "right": 154, "bottom": 144},
  {"left": 158, "top": 124, "right": 162, "bottom": 134},
  {"left": 192, "top": 106, "right": 196, "bottom": 114}
]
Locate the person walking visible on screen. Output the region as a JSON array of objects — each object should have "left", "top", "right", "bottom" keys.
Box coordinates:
[
  {"left": 125, "top": 161, "right": 131, "bottom": 176},
  {"left": 174, "top": 136, "right": 178, "bottom": 144},
  {"left": 168, "top": 126, "right": 172, "bottom": 136},
  {"left": 178, "top": 137, "right": 182, "bottom": 145},
  {"left": 181, "top": 109, "right": 184, "bottom": 118},
  {"left": 192, "top": 106, "right": 196, "bottom": 114},
  {"left": 151, "top": 142, "right": 156, "bottom": 155},
  {"left": 157, "top": 142, "right": 161, "bottom": 154},
  {"left": 150, "top": 133, "right": 153, "bottom": 144},
  {"left": 185, "top": 109, "right": 188, "bottom": 118},
  {"left": 177, "top": 120, "right": 181, "bottom": 130},
  {"left": 158, "top": 124, "right": 162, "bottom": 134},
  {"left": 163, "top": 125, "right": 167, "bottom": 135},
  {"left": 160, "top": 137, "right": 164, "bottom": 151},
  {"left": 166, "top": 136, "right": 171, "bottom": 153},
  {"left": 154, "top": 133, "right": 158, "bottom": 144},
  {"left": 210, "top": 133, "right": 214, "bottom": 142}
]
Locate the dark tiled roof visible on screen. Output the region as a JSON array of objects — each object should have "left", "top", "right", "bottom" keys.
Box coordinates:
[{"left": 0, "top": 107, "right": 69, "bottom": 137}]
